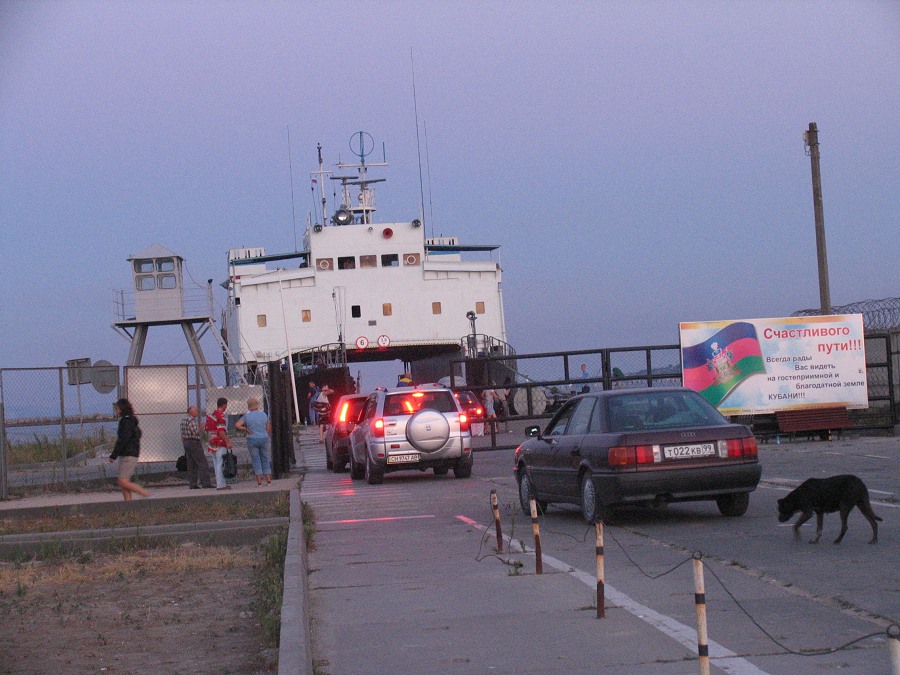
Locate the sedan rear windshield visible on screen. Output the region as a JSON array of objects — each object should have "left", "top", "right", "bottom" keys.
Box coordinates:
[
  {"left": 384, "top": 391, "right": 457, "bottom": 416},
  {"left": 606, "top": 391, "right": 726, "bottom": 432}
]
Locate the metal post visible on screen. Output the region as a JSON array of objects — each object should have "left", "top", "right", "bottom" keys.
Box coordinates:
[
  {"left": 888, "top": 624, "right": 899, "bottom": 675},
  {"left": 58, "top": 368, "right": 68, "bottom": 488},
  {"left": 529, "top": 498, "right": 542, "bottom": 574},
  {"left": 693, "top": 554, "right": 710, "bottom": 675},
  {"left": 0, "top": 372, "right": 8, "bottom": 500},
  {"left": 595, "top": 522, "right": 605, "bottom": 619},
  {"left": 804, "top": 122, "right": 831, "bottom": 315},
  {"left": 490, "top": 489, "right": 503, "bottom": 552}
]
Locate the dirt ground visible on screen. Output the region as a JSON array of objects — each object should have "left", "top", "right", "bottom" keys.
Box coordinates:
[{"left": 0, "top": 544, "right": 278, "bottom": 674}]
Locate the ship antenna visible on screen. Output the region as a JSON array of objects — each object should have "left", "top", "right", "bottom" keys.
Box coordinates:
[
  {"left": 287, "top": 125, "right": 298, "bottom": 251},
  {"left": 410, "top": 48, "right": 427, "bottom": 235},
  {"left": 424, "top": 119, "right": 436, "bottom": 236}
]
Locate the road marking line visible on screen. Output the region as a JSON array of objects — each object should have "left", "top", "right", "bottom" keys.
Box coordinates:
[
  {"left": 318, "top": 515, "right": 435, "bottom": 525},
  {"left": 461, "top": 519, "right": 768, "bottom": 675}
]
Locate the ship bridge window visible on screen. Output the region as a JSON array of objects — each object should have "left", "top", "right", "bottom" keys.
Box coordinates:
[
  {"left": 476, "top": 301, "right": 485, "bottom": 314},
  {"left": 381, "top": 254, "right": 399, "bottom": 267},
  {"left": 338, "top": 256, "right": 356, "bottom": 270},
  {"left": 360, "top": 255, "right": 377, "bottom": 268},
  {"left": 351, "top": 305, "right": 362, "bottom": 318},
  {"left": 136, "top": 275, "right": 155, "bottom": 291},
  {"left": 156, "top": 258, "right": 175, "bottom": 272},
  {"left": 134, "top": 259, "right": 154, "bottom": 274},
  {"left": 257, "top": 315, "right": 267, "bottom": 327},
  {"left": 158, "top": 274, "right": 177, "bottom": 290},
  {"left": 302, "top": 310, "right": 311, "bottom": 322},
  {"left": 383, "top": 303, "right": 392, "bottom": 316},
  {"left": 432, "top": 302, "right": 441, "bottom": 314}
]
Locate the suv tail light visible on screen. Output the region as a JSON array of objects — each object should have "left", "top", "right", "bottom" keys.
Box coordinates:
[
  {"left": 373, "top": 418, "right": 385, "bottom": 438},
  {"left": 338, "top": 402, "right": 350, "bottom": 423},
  {"left": 458, "top": 413, "right": 469, "bottom": 432}
]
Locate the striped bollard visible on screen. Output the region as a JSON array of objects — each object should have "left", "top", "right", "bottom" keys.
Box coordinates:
[
  {"left": 595, "top": 521, "right": 605, "bottom": 619},
  {"left": 693, "top": 553, "right": 710, "bottom": 675},
  {"left": 529, "top": 498, "right": 543, "bottom": 574},
  {"left": 490, "top": 489, "right": 503, "bottom": 552}
]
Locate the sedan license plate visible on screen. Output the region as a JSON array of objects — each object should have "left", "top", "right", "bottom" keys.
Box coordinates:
[
  {"left": 663, "top": 443, "right": 715, "bottom": 460},
  {"left": 387, "top": 453, "right": 420, "bottom": 464}
]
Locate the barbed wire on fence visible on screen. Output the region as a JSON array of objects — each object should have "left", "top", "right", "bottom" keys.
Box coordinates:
[{"left": 793, "top": 296, "right": 900, "bottom": 331}]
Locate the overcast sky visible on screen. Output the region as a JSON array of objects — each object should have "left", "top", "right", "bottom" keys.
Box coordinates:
[{"left": 1, "top": 1, "right": 897, "bottom": 375}]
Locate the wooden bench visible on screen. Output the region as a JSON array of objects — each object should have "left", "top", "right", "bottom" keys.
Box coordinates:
[{"left": 774, "top": 406, "right": 853, "bottom": 441}]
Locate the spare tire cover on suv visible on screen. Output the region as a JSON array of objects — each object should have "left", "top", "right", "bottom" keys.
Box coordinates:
[{"left": 406, "top": 409, "right": 451, "bottom": 452}]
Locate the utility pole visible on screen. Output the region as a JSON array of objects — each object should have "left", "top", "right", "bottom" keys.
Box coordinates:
[{"left": 804, "top": 122, "right": 832, "bottom": 315}]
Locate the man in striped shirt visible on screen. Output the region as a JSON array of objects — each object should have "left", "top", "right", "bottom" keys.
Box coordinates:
[{"left": 180, "top": 405, "right": 211, "bottom": 489}]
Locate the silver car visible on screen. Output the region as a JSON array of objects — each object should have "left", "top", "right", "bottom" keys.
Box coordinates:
[{"left": 348, "top": 385, "right": 473, "bottom": 484}]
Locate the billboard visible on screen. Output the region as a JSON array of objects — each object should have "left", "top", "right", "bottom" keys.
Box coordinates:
[{"left": 680, "top": 314, "right": 867, "bottom": 415}]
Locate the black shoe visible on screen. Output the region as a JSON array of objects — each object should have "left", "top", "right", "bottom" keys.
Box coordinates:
[{"left": 189, "top": 486, "right": 200, "bottom": 489}]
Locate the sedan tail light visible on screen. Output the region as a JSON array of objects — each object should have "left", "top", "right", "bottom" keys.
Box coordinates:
[
  {"left": 721, "top": 437, "right": 759, "bottom": 458},
  {"left": 373, "top": 418, "right": 385, "bottom": 438},
  {"left": 608, "top": 445, "right": 657, "bottom": 467}
]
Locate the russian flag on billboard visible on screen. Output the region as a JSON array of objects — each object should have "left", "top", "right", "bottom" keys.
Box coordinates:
[{"left": 682, "top": 322, "right": 766, "bottom": 407}]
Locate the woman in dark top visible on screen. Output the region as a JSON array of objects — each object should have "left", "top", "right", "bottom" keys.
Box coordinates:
[{"left": 109, "top": 398, "right": 150, "bottom": 501}]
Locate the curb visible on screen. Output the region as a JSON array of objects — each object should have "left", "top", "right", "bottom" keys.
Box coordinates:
[{"left": 278, "top": 487, "right": 313, "bottom": 675}]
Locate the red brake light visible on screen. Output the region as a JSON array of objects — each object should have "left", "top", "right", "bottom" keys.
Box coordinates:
[
  {"left": 608, "top": 446, "right": 633, "bottom": 466},
  {"left": 742, "top": 437, "right": 758, "bottom": 457},
  {"left": 459, "top": 413, "right": 469, "bottom": 432},
  {"left": 338, "top": 402, "right": 350, "bottom": 423},
  {"left": 373, "top": 418, "right": 385, "bottom": 438},
  {"left": 634, "top": 445, "right": 655, "bottom": 464}
]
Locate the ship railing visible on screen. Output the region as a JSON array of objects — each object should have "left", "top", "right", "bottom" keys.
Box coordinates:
[{"left": 460, "top": 334, "right": 516, "bottom": 359}]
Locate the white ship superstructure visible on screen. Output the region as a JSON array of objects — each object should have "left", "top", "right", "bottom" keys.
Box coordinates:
[{"left": 225, "top": 134, "right": 509, "bottom": 376}]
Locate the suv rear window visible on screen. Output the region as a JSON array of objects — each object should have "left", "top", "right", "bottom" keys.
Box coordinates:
[{"left": 383, "top": 391, "right": 457, "bottom": 416}]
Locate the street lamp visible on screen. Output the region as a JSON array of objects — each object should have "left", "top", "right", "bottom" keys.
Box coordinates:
[{"left": 466, "top": 311, "right": 477, "bottom": 356}]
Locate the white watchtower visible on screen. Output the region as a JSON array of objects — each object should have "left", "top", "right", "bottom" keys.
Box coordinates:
[{"left": 113, "top": 244, "right": 236, "bottom": 388}]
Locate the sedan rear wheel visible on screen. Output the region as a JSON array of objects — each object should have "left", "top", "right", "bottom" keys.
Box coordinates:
[
  {"left": 580, "top": 473, "right": 610, "bottom": 524},
  {"left": 716, "top": 492, "right": 750, "bottom": 517},
  {"left": 517, "top": 469, "right": 548, "bottom": 515}
]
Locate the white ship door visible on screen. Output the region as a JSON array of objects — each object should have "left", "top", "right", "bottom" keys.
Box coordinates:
[{"left": 332, "top": 286, "right": 347, "bottom": 343}]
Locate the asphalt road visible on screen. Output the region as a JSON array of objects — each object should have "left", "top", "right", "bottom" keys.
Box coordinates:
[{"left": 301, "top": 432, "right": 899, "bottom": 674}]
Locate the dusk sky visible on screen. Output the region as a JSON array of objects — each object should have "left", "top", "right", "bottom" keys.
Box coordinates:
[{"left": 1, "top": 1, "right": 897, "bottom": 380}]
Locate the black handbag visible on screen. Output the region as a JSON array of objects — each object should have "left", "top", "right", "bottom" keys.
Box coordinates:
[
  {"left": 175, "top": 455, "right": 187, "bottom": 472},
  {"left": 222, "top": 449, "right": 238, "bottom": 479}
]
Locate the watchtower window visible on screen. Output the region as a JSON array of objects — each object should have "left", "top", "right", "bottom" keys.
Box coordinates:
[
  {"left": 381, "top": 254, "right": 399, "bottom": 267},
  {"left": 134, "top": 259, "right": 154, "bottom": 274},
  {"left": 360, "top": 255, "right": 377, "bottom": 268},
  {"left": 136, "top": 275, "right": 155, "bottom": 291},
  {"left": 338, "top": 256, "right": 356, "bottom": 270},
  {"left": 156, "top": 258, "right": 175, "bottom": 272},
  {"left": 158, "top": 274, "right": 177, "bottom": 289},
  {"left": 351, "top": 305, "right": 362, "bottom": 318}
]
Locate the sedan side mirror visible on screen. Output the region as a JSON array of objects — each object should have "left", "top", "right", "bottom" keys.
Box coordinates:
[{"left": 525, "top": 425, "right": 541, "bottom": 438}]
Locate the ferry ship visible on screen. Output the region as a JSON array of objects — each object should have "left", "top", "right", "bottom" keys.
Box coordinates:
[{"left": 224, "top": 132, "right": 513, "bottom": 386}]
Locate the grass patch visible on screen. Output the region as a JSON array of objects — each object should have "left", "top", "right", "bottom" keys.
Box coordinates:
[
  {"left": 0, "top": 492, "right": 290, "bottom": 536},
  {"left": 302, "top": 500, "right": 316, "bottom": 551},
  {"left": 254, "top": 529, "right": 288, "bottom": 648},
  {"left": 5, "top": 428, "right": 110, "bottom": 465}
]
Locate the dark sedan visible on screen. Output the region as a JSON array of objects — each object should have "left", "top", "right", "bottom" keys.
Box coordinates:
[
  {"left": 514, "top": 387, "right": 761, "bottom": 522},
  {"left": 325, "top": 393, "right": 368, "bottom": 473}
]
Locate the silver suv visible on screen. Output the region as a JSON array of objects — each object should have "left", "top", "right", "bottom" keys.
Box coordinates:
[{"left": 348, "top": 385, "right": 473, "bottom": 484}]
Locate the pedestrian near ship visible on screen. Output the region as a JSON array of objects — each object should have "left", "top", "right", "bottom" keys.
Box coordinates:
[
  {"left": 206, "top": 397, "right": 233, "bottom": 490},
  {"left": 109, "top": 398, "right": 150, "bottom": 501},
  {"left": 235, "top": 397, "right": 272, "bottom": 486},
  {"left": 180, "top": 405, "right": 212, "bottom": 489}
]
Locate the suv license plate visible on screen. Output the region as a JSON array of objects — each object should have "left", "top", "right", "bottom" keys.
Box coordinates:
[
  {"left": 663, "top": 443, "right": 715, "bottom": 460},
  {"left": 387, "top": 453, "right": 421, "bottom": 464}
]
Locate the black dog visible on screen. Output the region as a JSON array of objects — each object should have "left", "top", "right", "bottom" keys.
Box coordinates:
[{"left": 777, "top": 475, "right": 882, "bottom": 544}]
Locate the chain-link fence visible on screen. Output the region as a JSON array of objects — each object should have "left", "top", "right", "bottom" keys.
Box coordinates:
[{"left": 0, "top": 363, "right": 268, "bottom": 497}]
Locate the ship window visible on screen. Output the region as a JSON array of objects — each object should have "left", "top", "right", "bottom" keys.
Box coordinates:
[
  {"left": 301, "top": 310, "right": 311, "bottom": 322},
  {"left": 383, "top": 303, "right": 392, "bottom": 316},
  {"left": 338, "top": 256, "right": 356, "bottom": 270},
  {"left": 432, "top": 302, "right": 441, "bottom": 314},
  {"left": 136, "top": 275, "right": 155, "bottom": 291},
  {"left": 381, "top": 254, "right": 399, "bottom": 267},
  {"left": 476, "top": 302, "right": 485, "bottom": 314},
  {"left": 156, "top": 258, "right": 175, "bottom": 272},
  {"left": 134, "top": 259, "right": 154, "bottom": 274},
  {"left": 257, "top": 315, "right": 267, "bottom": 328},
  {"left": 351, "top": 305, "right": 361, "bottom": 318},
  {"left": 158, "top": 274, "right": 177, "bottom": 290},
  {"left": 360, "top": 255, "right": 377, "bottom": 268}
]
